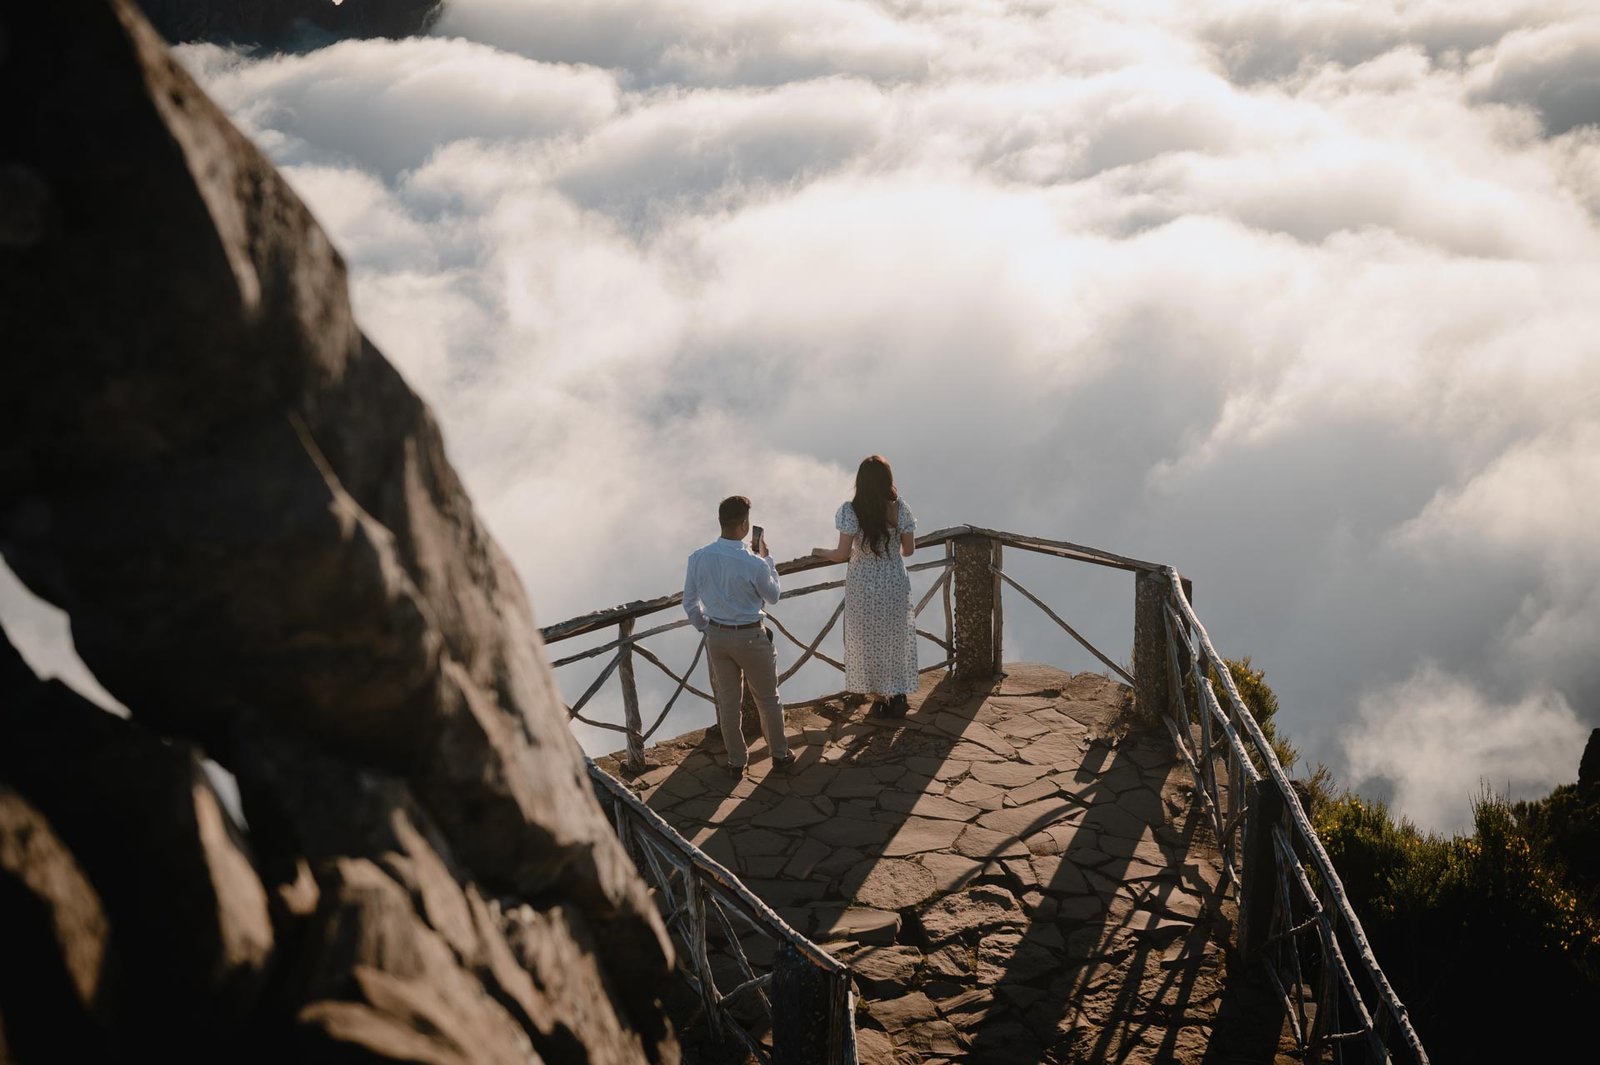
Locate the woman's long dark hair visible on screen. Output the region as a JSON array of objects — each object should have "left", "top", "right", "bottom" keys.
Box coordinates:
[{"left": 851, "top": 455, "right": 899, "bottom": 557}]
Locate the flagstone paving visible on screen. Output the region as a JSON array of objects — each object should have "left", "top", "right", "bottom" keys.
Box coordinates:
[{"left": 597, "top": 663, "right": 1297, "bottom": 1064}]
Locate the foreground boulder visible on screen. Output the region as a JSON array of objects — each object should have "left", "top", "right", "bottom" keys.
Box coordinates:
[
  {"left": 134, "top": 0, "right": 442, "bottom": 45},
  {"left": 0, "top": 633, "right": 273, "bottom": 1055},
  {"left": 0, "top": 1, "right": 676, "bottom": 1060},
  {"left": 0, "top": 785, "right": 120, "bottom": 1062}
]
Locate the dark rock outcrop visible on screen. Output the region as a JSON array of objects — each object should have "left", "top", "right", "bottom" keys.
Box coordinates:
[
  {"left": 0, "top": 636, "right": 273, "bottom": 1055},
  {"left": 0, "top": 785, "right": 120, "bottom": 1062},
  {"left": 134, "top": 0, "right": 443, "bottom": 46},
  {"left": 0, "top": 1, "right": 676, "bottom": 1060},
  {"left": 1580, "top": 728, "right": 1599, "bottom": 792}
]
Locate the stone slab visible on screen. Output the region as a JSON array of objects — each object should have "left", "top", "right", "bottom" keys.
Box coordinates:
[
  {"left": 976, "top": 797, "right": 1082, "bottom": 839},
  {"left": 847, "top": 858, "right": 940, "bottom": 911},
  {"left": 879, "top": 792, "right": 981, "bottom": 822},
  {"left": 969, "top": 761, "right": 1052, "bottom": 788},
  {"left": 750, "top": 796, "right": 828, "bottom": 829},
  {"left": 882, "top": 818, "right": 965, "bottom": 857}
]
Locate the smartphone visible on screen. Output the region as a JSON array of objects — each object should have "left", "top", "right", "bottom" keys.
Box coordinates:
[{"left": 751, "top": 525, "right": 765, "bottom": 555}]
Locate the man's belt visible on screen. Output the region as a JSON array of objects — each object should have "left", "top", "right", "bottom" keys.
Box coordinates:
[{"left": 707, "top": 618, "right": 763, "bottom": 630}]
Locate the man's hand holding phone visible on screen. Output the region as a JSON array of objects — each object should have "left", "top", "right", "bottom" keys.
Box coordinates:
[{"left": 751, "top": 525, "right": 768, "bottom": 558}]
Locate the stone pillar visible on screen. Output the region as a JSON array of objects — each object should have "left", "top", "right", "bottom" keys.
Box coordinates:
[
  {"left": 952, "top": 535, "right": 997, "bottom": 681},
  {"left": 1238, "top": 776, "right": 1284, "bottom": 958},
  {"left": 1132, "top": 567, "right": 1173, "bottom": 721}
]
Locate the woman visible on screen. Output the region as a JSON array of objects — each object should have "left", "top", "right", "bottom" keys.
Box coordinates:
[{"left": 811, "top": 455, "right": 918, "bottom": 717}]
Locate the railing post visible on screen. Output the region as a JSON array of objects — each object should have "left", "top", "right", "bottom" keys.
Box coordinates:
[
  {"left": 773, "top": 942, "right": 839, "bottom": 1065},
  {"left": 1175, "top": 574, "right": 1195, "bottom": 696},
  {"left": 990, "top": 539, "right": 1004, "bottom": 675},
  {"left": 942, "top": 540, "right": 955, "bottom": 662},
  {"left": 1238, "top": 775, "right": 1283, "bottom": 958},
  {"left": 952, "top": 534, "right": 997, "bottom": 680},
  {"left": 618, "top": 618, "right": 645, "bottom": 772},
  {"left": 1133, "top": 567, "right": 1171, "bottom": 720},
  {"left": 683, "top": 870, "right": 721, "bottom": 1039},
  {"left": 831, "top": 975, "right": 857, "bottom": 1065}
]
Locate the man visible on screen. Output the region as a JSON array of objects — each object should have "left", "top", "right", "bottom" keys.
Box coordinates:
[{"left": 683, "top": 495, "right": 795, "bottom": 778}]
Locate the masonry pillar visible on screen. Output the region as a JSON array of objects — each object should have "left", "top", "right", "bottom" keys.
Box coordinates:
[
  {"left": 1133, "top": 567, "right": 1174, "bottom": 721},
  {"left": 952, "top": 534, "right": 997, "bottom": 681}
]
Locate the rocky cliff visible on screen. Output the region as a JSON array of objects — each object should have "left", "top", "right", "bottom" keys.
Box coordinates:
[
  {"left": 134, "top": 0, "right": 442, "bottom": 45},
  {"left": 0, "top": 2, "right": 676, "bottom": 1061}
]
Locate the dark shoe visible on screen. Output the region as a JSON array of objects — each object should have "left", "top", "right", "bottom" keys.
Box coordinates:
[
  {"left": 886, "top": 694, "right": 909, "bottom": 717},
  {"left": 772, "top": 751, "right": 796, "bottom": 769},
  {"left": 868, "top": 699, "right": 889, "bottom": 718},
  {"left": 725, "top": 762, "right": 746, "bottom": 780}
]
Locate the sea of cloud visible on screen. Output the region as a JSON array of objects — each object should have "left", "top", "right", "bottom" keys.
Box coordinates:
[{"left": 6, "top": 0, "right": 1597, "bottom": 834}]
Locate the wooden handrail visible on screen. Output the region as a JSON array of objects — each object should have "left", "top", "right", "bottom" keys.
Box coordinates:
[
  {"left": 587, "top": 759, "right": 855, "bottom": 1064},
  {"left": 540, "top": 525, "right": 974, "bottom": 643},
  {"left": 1162, "top": 567, "right": 1429, "bottom": 1064},
  {"left": 965, "top": 525, "right": 1166, "bottom": 573}
]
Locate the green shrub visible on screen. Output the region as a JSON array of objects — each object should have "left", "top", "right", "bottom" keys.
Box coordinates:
[
  {"left": 1220, "top": 659, "right": 1600, "bottom": 1058},
  {"left": 1314, "top": 786, "right": 1600, "bottom": 1059},
  {"left": 1314, "top": 790, "right": 1443, "bottom": 915},
  {"left": 1208, "top": 656, "right": 1300, "bottom": 777},
  {"left": 1514, "top": 780, "right": 1600, "bottom": 910}
]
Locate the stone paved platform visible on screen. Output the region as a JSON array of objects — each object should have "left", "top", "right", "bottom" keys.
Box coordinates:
[{"left": 599, "top": 663, "right": 1292, "bottom": 1065}]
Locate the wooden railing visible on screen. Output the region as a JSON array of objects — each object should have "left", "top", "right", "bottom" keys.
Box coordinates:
[
  {"left": 587, "top": 759, "right": 855, "bottom": 1065},
  {"left": 1156, "top": 571, "right": 1430, "bottom": 1063},
  {"left": 543, "top": 524, "right": 1430, "bottom": 1065},
  {"left": 541, "top": 525, "right": 1149, "bottom": 766},
  {"left": 542, "top": 526, "right": 968, "bottom": 770}
]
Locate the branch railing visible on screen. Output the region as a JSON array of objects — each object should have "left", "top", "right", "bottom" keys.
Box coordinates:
[
  {"left": 542, "top": 527, "right": 975, "bottom": 770},
  {"left": 542, "top": 524, "right": 1429, "bottom": 1065},
  {"left": 1156, "top": 569, "right": 1430, "bottom": 1064},
  {"left": 587, "top": 759, "right": 855, "bottom": 1065}
]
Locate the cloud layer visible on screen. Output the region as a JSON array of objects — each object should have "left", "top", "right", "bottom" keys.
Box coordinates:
[{"left": 8, "top": 0, "right": 1597, "bottom": 834}]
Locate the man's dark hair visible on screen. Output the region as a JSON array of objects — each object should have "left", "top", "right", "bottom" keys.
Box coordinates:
[{"left": 719, "top": 495, "right": 751, "bottom": 530}]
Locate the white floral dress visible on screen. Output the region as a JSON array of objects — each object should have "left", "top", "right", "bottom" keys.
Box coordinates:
[{"left": 836, "top": 499, "right": 918, "bottom": 696}]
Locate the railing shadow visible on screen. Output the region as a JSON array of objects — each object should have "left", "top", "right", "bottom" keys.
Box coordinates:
[
  {"left": 618, "top": 670, "right": 991, "bottom": 1051},
  {"left": 961, "top": 729, "right": 1229, "bottom": 1062},
  {"left": 1200, "top": 957, "right": 1298, "bottom": 1064},
  {"left": 640, "top": 670, "right": 976, "bottom": 934},
  {"left": 622, "top": 665, "right": 1244, "bottom": 1063}
]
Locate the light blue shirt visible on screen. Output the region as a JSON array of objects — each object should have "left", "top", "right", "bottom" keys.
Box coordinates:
[{"left": 683, "top": 537, "right": 781, "bottom": 632}]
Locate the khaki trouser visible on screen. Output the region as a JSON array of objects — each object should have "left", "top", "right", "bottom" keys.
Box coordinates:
[{"left": 705, "top": 623, "right": 789, "bottom": 768}]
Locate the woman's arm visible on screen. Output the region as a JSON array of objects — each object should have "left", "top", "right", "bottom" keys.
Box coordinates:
[
  {"left": 811, "top": 532, "right": 854, "bottom": 564},
  {"left": 900, "top": 530, "right": 916, "bottom": 558}
]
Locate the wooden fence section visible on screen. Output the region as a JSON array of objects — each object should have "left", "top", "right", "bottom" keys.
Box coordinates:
[
  {"left": 544, "top": 526, "right": 970, "bottom": 770},
  {"left": 542, "top": 524, "right": 1430, "bottom": 1065},
  {"left": 1158, "top": 572, "right": 1430, "bottom": 1064},
  {"left": 587, "top": 760, "right": 856, "bottom": 1065}
]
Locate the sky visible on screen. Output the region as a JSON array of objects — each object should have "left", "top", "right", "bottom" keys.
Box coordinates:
[{"left": 5, "top": 0, "right": 1598, "bottom": 835}]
